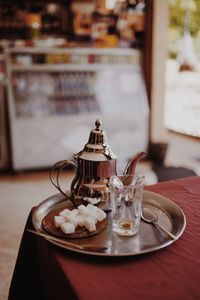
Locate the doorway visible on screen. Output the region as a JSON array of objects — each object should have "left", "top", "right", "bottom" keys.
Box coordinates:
[{"left": 164, "top": 0, "right": 200, "bottom": 138}]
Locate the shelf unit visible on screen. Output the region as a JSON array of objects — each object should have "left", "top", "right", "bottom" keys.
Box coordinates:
[{"left": 5, "top": 46, "right": 149, "bottom": 171}]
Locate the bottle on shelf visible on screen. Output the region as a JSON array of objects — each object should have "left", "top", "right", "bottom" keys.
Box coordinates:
[
  {"left": 25, "top": 12, "right": 41, "bottom": 40},
  {"left": 42, "top": 3, "right": 61, "bottom": 35},
  {"left": 13, "top": 71, "right": 100, "bottom": 118},
  {"left": 127, "top": 0, "right": 145, "bottom": 47},
  {"left": 91, "top": 0, "right": 119, "bottom": 47}
]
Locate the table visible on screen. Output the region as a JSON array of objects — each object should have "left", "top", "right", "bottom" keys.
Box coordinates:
[{"left": 8, "top": 176, "right": 200, "bottom": 300}]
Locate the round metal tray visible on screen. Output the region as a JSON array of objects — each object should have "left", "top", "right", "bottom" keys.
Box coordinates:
[{"left": 32, "top": 190, "right": 186, "bottom": 257}]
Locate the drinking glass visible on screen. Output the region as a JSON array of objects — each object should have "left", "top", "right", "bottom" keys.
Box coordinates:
[{"left": 109, "top": 175, "right": 144, "bottom": 236}]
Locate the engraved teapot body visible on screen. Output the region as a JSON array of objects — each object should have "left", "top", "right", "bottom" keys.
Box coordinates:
[{"left": 50, "top": 119, "right": 145, "bottom": 210}]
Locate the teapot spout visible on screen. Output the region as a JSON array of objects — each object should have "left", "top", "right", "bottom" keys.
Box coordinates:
[{"left": 123, "top": 151, "right": 146, "bottom": 176}]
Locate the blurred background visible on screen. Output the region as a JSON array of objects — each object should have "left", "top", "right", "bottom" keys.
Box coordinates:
[
  {"left": 0, "top": 1, "right": 200, "bottom": 298},
  {"left": 0, "top": 0, "right": 199, "bottom": 179}
]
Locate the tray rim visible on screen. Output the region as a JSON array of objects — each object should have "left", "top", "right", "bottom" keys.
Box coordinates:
[{"left": 32, "top": 190, "right": 186, "bottom": 257}]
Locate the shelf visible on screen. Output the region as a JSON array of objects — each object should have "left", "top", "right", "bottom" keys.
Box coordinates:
[
  {"left": 8, "top": 63, "right": 141, "bottom": 72},
  {"left": 5, "top": 46, "right": 141, "bottom": 73},
  {"left": 5, "top": 47, "right": 140, "bottom": 56},
  {"left": 48, "top": 94, "right": 96, "bottom": 98}
]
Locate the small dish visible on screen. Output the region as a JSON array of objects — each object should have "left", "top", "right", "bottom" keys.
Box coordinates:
[{"left": 42, "top": 206, "right": 108, "bottom": 239}]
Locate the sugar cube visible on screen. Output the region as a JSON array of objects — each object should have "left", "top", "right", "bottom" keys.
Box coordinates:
[
  {"left": 78, "top": 204, "right": 89, "bottom": 216},
  {"left": 69, "top": 209, "right": 79, "bottom": 217},
  {"left": 76, "top": 215, "right": 85, "bottom": 227},
  {"left": 65, "top": 215, "right": 79, "bottom": 227},
  {"left": 54, "top": 216, "right": 65, "bottom": 228},
  {"left": 84, "top": 217, "right": 96, "bottom": 232},
  {"left": 87, "top": 204, "right": 98, "bottom": 212},
  {"left": 86, "top": 210, "right": 97, "bottom": 223},
  {"left": 59, "top": 208, "right": 71, "bottom": 218},
  {"left": 96, "top": 208, "right": 107, "bottom": 222},
  {"left": 61, "top": 222, "right": 75, "bottom": 234}
]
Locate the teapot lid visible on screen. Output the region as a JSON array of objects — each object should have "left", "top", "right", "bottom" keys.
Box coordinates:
[{"left": 74, "top": 119, "right": 116, "bottom": 161}]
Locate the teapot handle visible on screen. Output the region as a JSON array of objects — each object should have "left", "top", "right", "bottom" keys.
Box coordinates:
[{"left": 50, "top": 160, "right": 77, "bottom": 199}]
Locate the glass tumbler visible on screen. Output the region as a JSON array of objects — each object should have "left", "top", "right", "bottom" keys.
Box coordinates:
[{"left": 109, "top": 175, "right": 144, "bottom": 236}]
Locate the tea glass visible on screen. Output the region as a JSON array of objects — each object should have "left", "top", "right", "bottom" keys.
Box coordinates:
[{"left": 109, "top": 175, "right": 144, "bottom": 236}]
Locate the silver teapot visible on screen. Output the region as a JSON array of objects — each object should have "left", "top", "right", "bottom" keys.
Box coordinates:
[{"left": 50, "top": 119, "right": 146, "bottom": 210}]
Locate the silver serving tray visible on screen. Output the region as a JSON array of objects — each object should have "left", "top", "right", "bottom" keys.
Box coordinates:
[{"left": 32, "top": 190, "right": 186, "bottom": 257}]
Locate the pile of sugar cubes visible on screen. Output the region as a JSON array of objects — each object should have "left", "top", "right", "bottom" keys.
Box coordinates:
[{"left": 54, "top": 204, "right": 107, "bottom": 234}]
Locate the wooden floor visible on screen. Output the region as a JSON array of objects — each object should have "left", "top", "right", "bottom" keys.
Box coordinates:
[
  {"left": 0, "top": 170, "right": 49, "bottom": 181},
  {"left": 0, "top": 172, "right": 73, "bottom": 300},
  {"left": 0, "top": 169, "right": 74, "bottom": 182}
]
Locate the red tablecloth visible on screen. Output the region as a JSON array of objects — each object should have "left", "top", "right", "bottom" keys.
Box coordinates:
[{"left": 9, "top": 176, "right": 200, "bottom": 300}]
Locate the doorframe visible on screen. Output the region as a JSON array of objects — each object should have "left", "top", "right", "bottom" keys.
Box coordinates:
[{"left": 143, "top": 0, "right": 169, "bottom": 145}]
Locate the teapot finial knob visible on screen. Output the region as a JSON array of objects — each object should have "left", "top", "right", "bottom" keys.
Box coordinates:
[{"left": 95, "top": 119, "right": 102, "bottom": 130}]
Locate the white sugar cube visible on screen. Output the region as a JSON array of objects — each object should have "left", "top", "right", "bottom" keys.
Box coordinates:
[
  {"left": 54, "top": 216, "right": 65, "bottom": 228},
  {"left": 59, "top": 208, "right": 71, "bottom": 218},
  {"left": 87, "top": 204, "right": 98, "bottom": 212},
  {"left": 65, "top": 215, "right": 79, "bottom": 227},
  {"left": 76, "top": 215, "right": 85, "bottom": 227},
  {"left": 69, "top": 209, "right": 79, "bottom": 217},
  {"left": 61, "top": 222, "right": 75, "bottom": 234},
  {"left": 96, "top": 208, "right": 107, "bottom": 222},
  {"left": 86, "top": 210, "right": 97, "bottom": 224},
  {"left": 84, "top": 217, "right": 96, "bottom": 232},
  {"left": 78, "top": 204, "right": 89, "bottom": 216}
]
